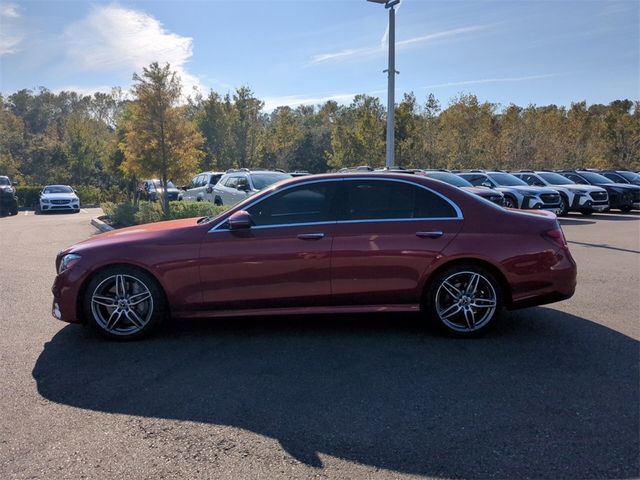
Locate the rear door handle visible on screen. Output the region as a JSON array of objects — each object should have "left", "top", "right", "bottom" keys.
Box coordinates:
[
  {"left": 416, "top": 231, "right": 444, "bottom": 239},
  {"left": 297, "top": 233, "right": 325, "bottom": 240}
]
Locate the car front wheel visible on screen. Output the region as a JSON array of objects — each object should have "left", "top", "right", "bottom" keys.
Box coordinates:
[
  {"left": 84, "top": 267, "right": 165, "bottom": 340},
  {"left": 425, "top": 265, "right": 501, "bottom": 336},
  {"left": 503, "top": 196, "right": 517, "bottom": 209}
]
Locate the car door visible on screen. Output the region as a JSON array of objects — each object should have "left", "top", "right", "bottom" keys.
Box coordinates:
[
  {"left": 330, "top": 178, "right": 464, "bottom": 306},
  {"left": 199, "top": 180, "right": 339, "bottom": 311}
]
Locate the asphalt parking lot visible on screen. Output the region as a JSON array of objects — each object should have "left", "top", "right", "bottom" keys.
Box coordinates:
[{"left": 0, "top": 208, "right": 638, "bottom": 479}]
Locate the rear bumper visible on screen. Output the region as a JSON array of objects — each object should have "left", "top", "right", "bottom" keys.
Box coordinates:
[{"left": 508, "top": 248, "right": 577, "bottom": 310}]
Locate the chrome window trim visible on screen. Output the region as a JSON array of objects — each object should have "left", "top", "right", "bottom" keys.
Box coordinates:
[{"left": 208, "top": 176, "right": 463, "bottom": 233}]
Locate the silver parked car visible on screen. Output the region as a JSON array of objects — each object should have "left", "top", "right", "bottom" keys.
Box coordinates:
[
  {"left": 212, "top": 169, "right": 291, "bottom": 206},
  {"left": 182, "top": 171, "right": 225, "bottom": 202}
]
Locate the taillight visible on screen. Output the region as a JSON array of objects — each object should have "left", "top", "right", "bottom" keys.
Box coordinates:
[{"left": 543, "top": 226, "right": 567, "bottom": 248}]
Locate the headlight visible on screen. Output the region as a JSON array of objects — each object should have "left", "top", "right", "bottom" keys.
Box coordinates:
[
  {"left": 41, "top": 198, "right": 50, "bottom": 203},
  {"left": 58, "top": 253, "right": 81, "bottom": 274}
]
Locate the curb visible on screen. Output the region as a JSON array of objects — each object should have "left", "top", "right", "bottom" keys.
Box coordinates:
[{"left": 91, "top": 216, "right": 114, "bottom": 233}]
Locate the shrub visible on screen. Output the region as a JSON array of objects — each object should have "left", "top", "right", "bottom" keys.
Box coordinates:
[
  {"left": 102, "top": 202, "right": 138, "bottom": 228},
  {"left": 75, "top": 185, "right": 102, "bottom": 206},
  {"left": 101, "top": 200, "right": 230, "bottom": 227},
  {"left": 15, "top": 186, "right": 43, "bottom": 208},
  {"left": 134, "top": 201, "right": 164, "bottom": 225}
]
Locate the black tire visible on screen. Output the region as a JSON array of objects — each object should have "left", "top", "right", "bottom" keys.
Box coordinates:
[
  {"left": 579, "top": 209, "right": 593, "bottom": 216},
  {"left": 620, "top": 205, "right": 632, "bottom": 213},
  {"left": 424, "top": 263, "right": 502, "bottom": 337},
  {"left": 83, "top": 266, "right": 166, "bottom": 340},
  {"left": 74, "top": 209, "right": 80, "bottom": 213},
  {"left": 558, "top": 195, "right": 569, "bottom": 216},
  {"left": 10, "top": 205, "right": 18, "bottom": 215},
  {"left": 214, "top": 196, "right": 223, "bottom": 206},
  {"left": 503, "top": 196, "right": 517, "bottom": 209}
]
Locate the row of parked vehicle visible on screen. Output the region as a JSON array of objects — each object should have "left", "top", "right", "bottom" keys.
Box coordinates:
[
  {"left": 136, "top": 167, "right": 640, "bottom": 217},
  {"left": 337, "top": 167, "right": 640, "bottom": 216}
]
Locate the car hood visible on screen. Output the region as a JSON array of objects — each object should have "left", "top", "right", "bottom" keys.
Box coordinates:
[
  {"left": 557, "top": 184, "right": 606, "bottom": 193},
  {"left": 603, "top": 183, "right": 640, "bottom": 192},
  {"left": 461, "top": 186, "right": 503, "bottom": 197},
  {"left": 69, "top": 217, "right": 201, "bottom": 253},
  {"left": 41, "top": 193, "right": 78, "bottom": 200},
  {"left": 0, "top": 185, "right": 15, "bottom": 193}
]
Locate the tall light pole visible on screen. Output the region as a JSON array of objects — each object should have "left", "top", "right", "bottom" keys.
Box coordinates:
[{"left": 368, "top": 0, "right": 400, "bottom": 168}]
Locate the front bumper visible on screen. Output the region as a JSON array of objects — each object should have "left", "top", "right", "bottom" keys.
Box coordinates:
[
  {"left": 51, "top": 265, "right": 88, "bottom": 324},
  {"left": 41, "top": 200, "right": 80, "bottom": 211}
]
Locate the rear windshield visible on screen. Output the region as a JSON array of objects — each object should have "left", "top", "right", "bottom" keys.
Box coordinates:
[
  {"left": 43, "top": 186, "right": 73, "bottom": 194},
  {"left": 251, "top": 172, "right": 291, "bottom": 190},
  {"left": 426, "top": 172, "right": 472, "bottom": 187},
  {"left": 539, "top": 172, "right": 575, "bottom": 185},
  {"left": 488, "top": 173, "right": 527, "bottom": 186}
]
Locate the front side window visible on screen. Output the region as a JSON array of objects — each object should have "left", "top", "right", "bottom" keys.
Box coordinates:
[
  {"left": 340, "top": 180, "right": 457, "bottom": 221},
  {"left": 247, "top": 182, "right": 337, "bottom": 227},
  {"left": 565, "top": 173, "right": 588, "bottom": 185},
  {"left": 224, "top": 176, "right": 238, "bottom": 188},
  {"left": 461, "top": 174, "right": 492, "bottom": 187},
  {"left": 209, "top": 174, "right": 222, "bottom": 185}
]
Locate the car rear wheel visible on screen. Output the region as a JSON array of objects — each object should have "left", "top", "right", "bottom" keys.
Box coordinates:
[
  {"left": 84, "top": 267, "right": 165, "bottom": 340},
  {"left": 425, "top": 265, "right": 501, "bottom": 337},
  {"left": 579, "top": 209, "right": 593, "bottom": 216},
  {"left": 503, "top": 196, "right": 517, "bottom": 209}
]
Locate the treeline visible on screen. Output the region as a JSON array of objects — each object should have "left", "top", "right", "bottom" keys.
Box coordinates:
[{"left": 1, "top": 70, "right": 638, "bottom": 191}]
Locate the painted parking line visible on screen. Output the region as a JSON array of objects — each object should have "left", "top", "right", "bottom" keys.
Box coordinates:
[
  {"left": 23, "top": 211, "right": 29, "bottom": 216},
  {"left": 81, "top": 209, "right": 89, "bottom": 214}
]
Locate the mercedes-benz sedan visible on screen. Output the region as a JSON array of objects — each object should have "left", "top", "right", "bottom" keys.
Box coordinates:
[{"left": 52, "top": 173, "right": 577, "bottom": 340}]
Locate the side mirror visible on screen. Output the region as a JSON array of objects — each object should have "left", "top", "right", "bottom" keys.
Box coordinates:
[
  {"left": 206, "top": 185, "right": 213, "bottom": 194},
  {"left": 482, "top": 182, "right": 493, "bottom": 188},
  {"left": 12, "top": 181, "right": 18, "bottom": 186},
  {"left": 181, "top": 185, "right": 189, "bottom": 191},
  {"left": 228, "top": 210, "right": 251, "bottom": 230},
  {"left": 237, "top": 184, "right": 250, "bottom": 192}
]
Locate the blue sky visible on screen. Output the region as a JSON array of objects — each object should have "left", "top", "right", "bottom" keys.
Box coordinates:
[{"left": 0, "top": 0, "right": 638, "bottom": 111}]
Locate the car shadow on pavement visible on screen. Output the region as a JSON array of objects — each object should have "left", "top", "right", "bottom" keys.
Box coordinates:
[{"left": 33, "top": 309, "right": 639, "bottom": 479}]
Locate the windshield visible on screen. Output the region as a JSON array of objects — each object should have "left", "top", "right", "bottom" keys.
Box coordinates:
[
  {"left": 251, "top": 172, "right": 291, "bottom": 190},
  {"left": 427, "top": 172, "right": 473, "bottom": 187},
  {"left": 488, "top": 173, "right": 528, "bottom": 186},
  {"left": 579, "top": 172, "right": 613, "bottom": 184},
  {"left": 539, "top": 172, "right": 575, "bottom": 185},
  {"left": 43, "top": 186, "right": 73, "bottom": 194},
  {"left": 617, "top": 171, "right": 640, "bottom": 182},
  {"left": 0, "top": 177, "right": 9, "bottom": 186}
]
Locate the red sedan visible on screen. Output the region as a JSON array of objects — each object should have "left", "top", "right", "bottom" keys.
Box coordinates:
[{"left": 52, "top": 173, "right": 577, "bottom": 339}]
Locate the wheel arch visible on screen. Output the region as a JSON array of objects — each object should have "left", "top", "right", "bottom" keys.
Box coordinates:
[
  {"left": 76, "top": 262, "right": 171, "bottom": 324},
  {"left": 421, "top": 257, "right": 513, "bottom": 309}
]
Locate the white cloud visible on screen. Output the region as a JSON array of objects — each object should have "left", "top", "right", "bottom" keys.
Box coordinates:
[
  {"left": 0, "top": 3, "right": 20, "bottom": 18},
  {"left": 423, "top": 74, "right": 559, "bottom": 89},
  {"left": 263, "top": 90, "right": 385, "bottom": 112},
  {"left": 64, "top": 4, "right": 202, "bottom": 93},
  {"left": 312, "top": 24, "right": 492, "bottom": 65},
  {"left": 0, "top": 2, "right": 23, "bottom": 55}
]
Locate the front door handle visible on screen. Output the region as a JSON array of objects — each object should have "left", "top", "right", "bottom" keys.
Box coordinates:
[
  {"left": 297, "top": 233, "right": 325, "bottom": 240},
  {"left": 416, "top": 231, "right": 444, "bottom": 239}
]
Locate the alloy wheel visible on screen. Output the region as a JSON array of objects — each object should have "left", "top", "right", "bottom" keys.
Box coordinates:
[
  {"left": 435, "top": 271, "right": 497, "bottom": 333},
  {"left": 90, "top": 274, "right": 154, "bottom": 336}
]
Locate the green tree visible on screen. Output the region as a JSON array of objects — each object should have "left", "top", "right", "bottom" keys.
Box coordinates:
[{"left": 120, "top": 62, "right": 204, "bottom": 215}]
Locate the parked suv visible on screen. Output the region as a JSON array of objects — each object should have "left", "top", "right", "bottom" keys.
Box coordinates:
[
  {"left": 457, "top": 170, "right": 562, "bottom": 212},
  {"left": 557, "top": 170, "right": 639, "bottom": 212},
  {"left": 512, "top": 171, "right": 608, "bottom": 216},
  {"left": 0, "top": 175, "right": 19, "bottom": 216},
  {"left": 182, "top": 171, "right": 225, "bottom": 202},
  {"left": 598, "top": 170, "right": 640, "bottom": 186},
  {"left": 137, "top": 180, "right": 182, "bottom": 202},
  {"left": 212, "top": 169, "right": 290, "bottom": 206},
  {"left": 422, "top": 170, "right": 504, "bottom": 206}
]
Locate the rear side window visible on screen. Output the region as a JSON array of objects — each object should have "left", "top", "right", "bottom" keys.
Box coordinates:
[
  {"left": 247, "top": 182, "right": 337, "bottom": 227},
  {"left": 460, "top": 174, "right": 488, "bottom": 187},
  {"left": 340, "top": 180, "right": 457, "bottom": 221}
]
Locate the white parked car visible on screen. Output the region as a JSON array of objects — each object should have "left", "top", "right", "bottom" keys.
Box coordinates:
[
  {"left": 39, "top": 185, "right": 80, "bottom": 213},
  {"left": 212, "top": 169, "right": 291, "bottom": 206}
]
